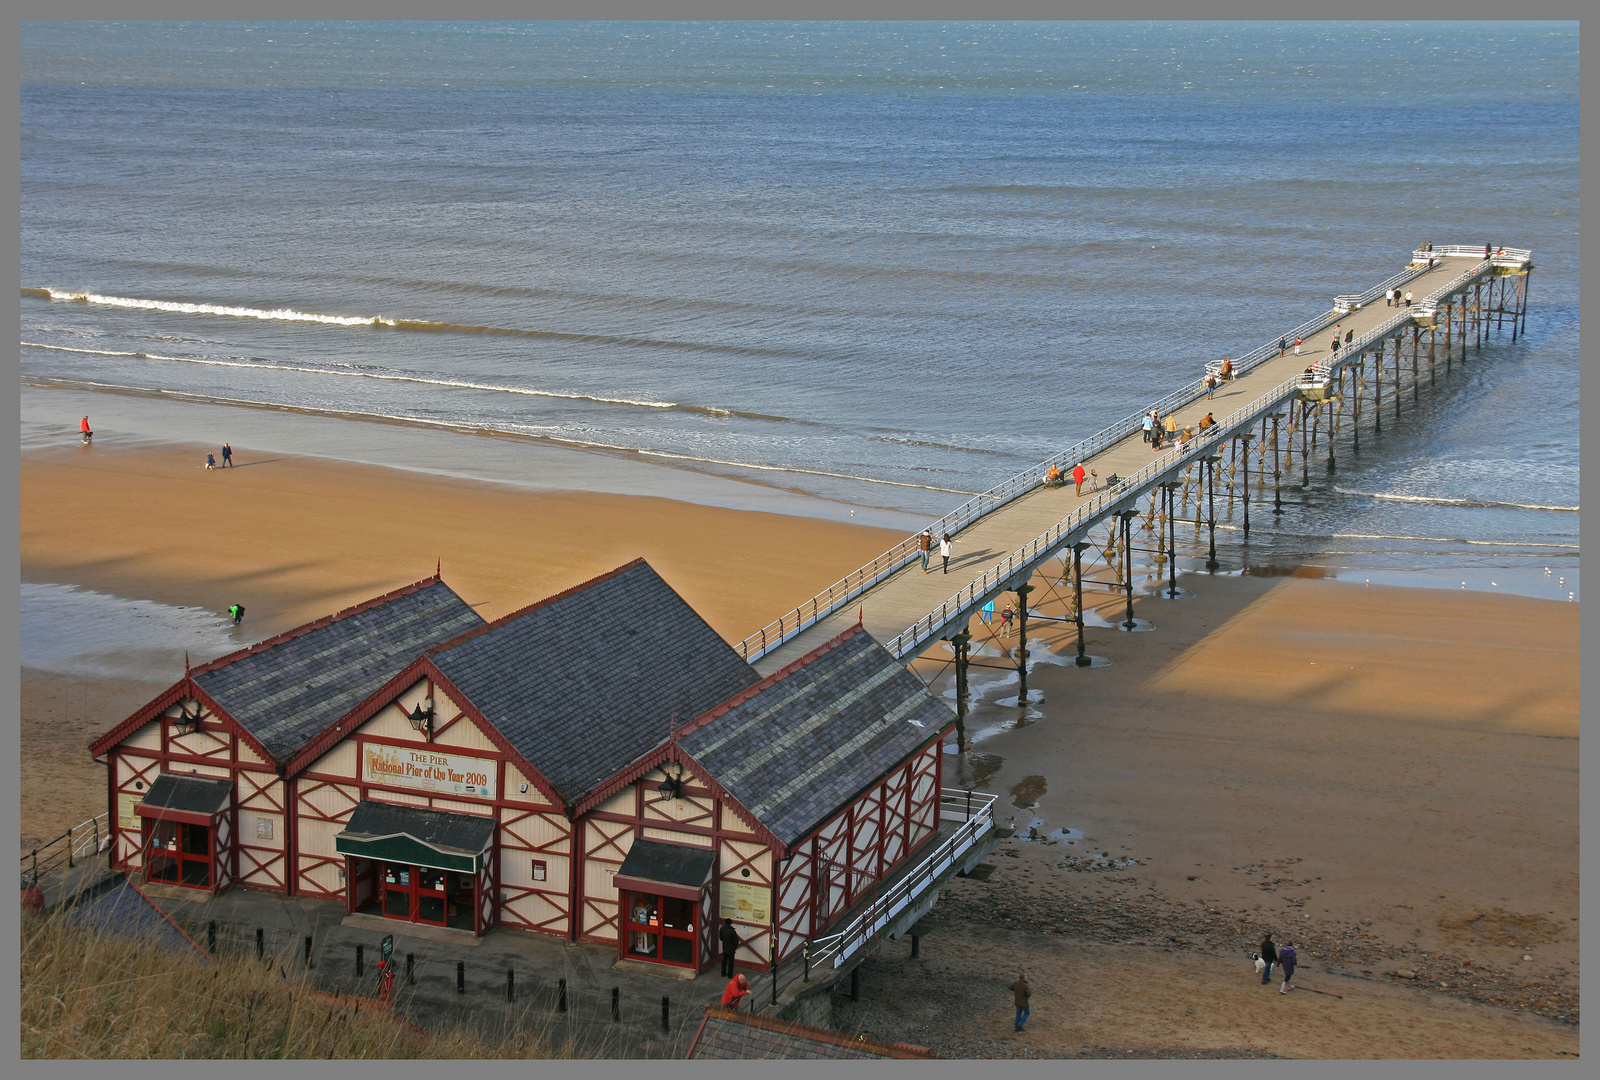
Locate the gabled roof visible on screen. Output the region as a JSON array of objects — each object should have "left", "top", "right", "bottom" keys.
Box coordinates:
[
  {"left": 675, "top": 626, "right": 953, "bottom": 847},
  {"left": 426, "top": 559, "right": 759, "bottom": 806},
  {"left": 188, "top": 578, "right": 484, "bottom": 762}
]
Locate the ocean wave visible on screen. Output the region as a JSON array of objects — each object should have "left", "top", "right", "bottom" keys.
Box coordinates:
[
  {"left": 1332, "top": 485, "right": 1578, "bottom": 514},
  {"left": 20, "top": 341, "right": 680, "bottom": 410},
  {"left": 24, "top": 287, "right": 823, "bottom": 360},
  {"left": 23, "top": 375, "right": 979, "bottom": 497},
  {"left": 1211, "top": 522, "right": 1579, "bottom": 549}
]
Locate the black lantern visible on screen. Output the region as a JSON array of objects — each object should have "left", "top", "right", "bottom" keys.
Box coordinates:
[
  {"left": 407, "top": 698, "right": 435, "bottom": 737},
  {"left": 173, "top": 700, "right": 201, "bottom": 736}
]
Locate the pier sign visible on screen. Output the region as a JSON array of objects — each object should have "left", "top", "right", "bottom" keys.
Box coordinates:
[
  {"left": 362, "top": 744, "right": 497, "bottom": 800},
  {"left": 719, "top": 881, "right": 770, "bottom": 924}
]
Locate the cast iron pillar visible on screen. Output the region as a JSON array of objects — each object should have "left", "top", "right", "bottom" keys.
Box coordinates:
[
  {"left": 1014, "top": 583, "right": 1033, "bottom": 705},
  {"left": 1238, "top": 435, "right": 1253, "bottom": 540},
  {"left": 1271, "top": 414, "right": 1283, "bottom": 514},
  {"left": 1203, "top": 456, "right": 1220, "bottom": 572},
  {"left": 1162, "top": 484, "right": 1180, "bottom": 596},
  {"left": 1072, "top": 542, "right": 1092, "bottom": 666},
  {"left": 1118, "top": 510, "right": 1140, "bottom": 630},
  {"left": 950, "top": 630, "right": 971, "bottom": 752}
]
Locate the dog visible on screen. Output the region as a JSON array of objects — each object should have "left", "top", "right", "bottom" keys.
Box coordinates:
[{"left": 1252, "top": 953, "right": 1266, "bottom": 976}]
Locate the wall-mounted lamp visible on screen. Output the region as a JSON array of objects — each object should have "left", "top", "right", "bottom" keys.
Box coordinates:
[
  {"left": 173, "top": 700, "right": 201, "bottom": 736},
  {"left": 407, "top": 698, "right": 435, "bottom": 737},
  {"left": 657, "top": 776, "right": 681, "bottom": 800}
]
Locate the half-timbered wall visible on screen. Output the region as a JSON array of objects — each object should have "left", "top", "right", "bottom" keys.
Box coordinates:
[
  {"left": 770, "top": 739, "right": 944, "bottom": 964},
  {"left": 291, "top": 677, "right": 569, "bottom": 937},
  {"left": 105, "top": 697, "right": 275, "bottom": 892}
]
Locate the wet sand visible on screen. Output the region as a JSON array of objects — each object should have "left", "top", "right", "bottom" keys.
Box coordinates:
[{"left": 19, "top": 439, "right": 1580, "bottom": 1056}]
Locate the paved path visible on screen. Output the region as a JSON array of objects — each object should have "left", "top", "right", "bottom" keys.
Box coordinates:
[{"left": 753, "top": 256, "right": 1483, "bottom": 674}]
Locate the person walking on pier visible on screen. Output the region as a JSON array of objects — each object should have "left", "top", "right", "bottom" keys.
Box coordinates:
[
  {"left": 1279, "top": 337, "right": 1287, "bottom": 356},
  {"left": 1150, "top": 424, "right": 1164, "bottom": 452},
  {"left": 1404, "top": 290, "right": 1413, "bottom": 307},
  {"left": 1164, "top": 412, "right": 1178, "bottom": 438},
  {"left": 1260, "top": 933, "right": 1279, "bottom": 985},
  {"left": 940, "top": 533, "right": 954, "bottom": 574},
  {"left": 1205, "top": 372, "right": 1217, "bottom": 400},
  {"left": 1294, "top": 338, "right": 1302, "bottom": 356},
  {"left": 1345, "top": 329, "right": 1354, "bottom": 346},
  {"left": 1178, "top": 425, "right": 1194, "bottom": 451},
  {"left": 1072, "top": 462, "right": 1087, "bottom": 496},
  {"left": 1142, "top": 412, "right": 1155, "bottom": 444},
  {"left": 918, "top": 530, "right": 933, "bottom": 573}
]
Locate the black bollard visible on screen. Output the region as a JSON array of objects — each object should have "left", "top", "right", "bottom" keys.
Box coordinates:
[
  {"left": 661, "top": 995, "right": 670, "bottom": 1032},
  {"left": 456, "top": 961, "right": 464, "bottom": 994},
  {"left": 256, "top": 927, "right": 264, "bottom": 959},
  {"left": 207, "top": 920, "right": 217, "bottom": 954},
  {"left": 611, "top": 986, "right": 620, "bottom": 1022},
  {"left": 911, "top": 935, "right": 920, "bottom": 958},
  {"left": 356, "top": 944, "right": 364, "bottom": 977},
  {"left": 558, "top": 977, "right": 567, "bottom": 1012},
  {"left": 304, "top": 935, "right": 313, "bottom": 968},
  {"left": 506, "top": 969, "right": 515, "bottom": 1002},
  {"left": 803, "top": 941, "right": 811, "bottom": 984},
  {"left": 406, "top": 953, "right": 414, "bottom": 985}
]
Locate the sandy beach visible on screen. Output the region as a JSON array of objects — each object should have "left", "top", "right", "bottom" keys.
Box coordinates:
[{"left": 20, "top": 438, "right": 1579, "bottom": 1058}]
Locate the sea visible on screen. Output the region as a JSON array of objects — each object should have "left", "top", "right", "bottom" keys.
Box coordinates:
[{"left": 20, "top": 21, "right": 1580, "bottom": 603}]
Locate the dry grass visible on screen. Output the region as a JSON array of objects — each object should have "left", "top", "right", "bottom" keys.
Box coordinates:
[{"left": 20, "top": 911, "right": 579, "bottom": 1059}]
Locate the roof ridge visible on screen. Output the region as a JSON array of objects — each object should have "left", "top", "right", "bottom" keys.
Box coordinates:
[
  {"left": 188, "top": 573, "right": 449, "bottom": 678},
  {"left": 425, "top": 557, "right": 650, "bottom": 656},
  {"left": 674, "top": 623, "right": 865, "bottom": 739}
]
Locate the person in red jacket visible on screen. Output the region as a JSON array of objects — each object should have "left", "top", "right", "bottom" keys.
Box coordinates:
[
  {"left": 721, "top": 972, "right": 750, "bottom": 1011},
  {"left": 1071, "top": 462, "right": 1087, "bottom": 496}
]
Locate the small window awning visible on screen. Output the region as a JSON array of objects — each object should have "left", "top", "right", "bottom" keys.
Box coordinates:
[
  {"left": 334, "top": 800, "right": 494, "bottom": 874},
  {"left": 135, "top": 774, "right": 233, "bottom": 826},
  {"left": 614, "top": 839, "right": 716, "bottom": 901}
]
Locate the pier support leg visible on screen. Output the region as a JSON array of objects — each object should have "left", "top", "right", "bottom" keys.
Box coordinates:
[
  {"left": 1412, "top": 329, "right": 1420, "bottom": 401},
  {"left": 1300, "top": 403, "right": 1310, "bottom": 489},
  {"left": 1119, "top": 512, "right": 1139, "bottom": 629},
  {"left": 1163, "top": 486, "right": 1179, "bottom": 595},
  {"left": 1325, "top": 403, "right": 1335, "bottom": 473},
  {"left": 1014, "top": 583, "right": 1033, "bottom": 703},
  {"left": 1205, "top": 456, "right": 1219, "bottom": 571},
  {"left": 1239, "top": 438, "right": 1252, "bottom": 540},
  {"left": 951, "top": 631, "right": 971, "bottom": 750},
  {"left": 1271, "top": 415, "right": 1282, "bottom": 514},
  {"left": 1394, "top": 338, "right": 1402, "bottom": 422},
  {"left": 1072, "top": 543, "right": 1092, "bottom": 664},
  {"left": 1374, "top": 355, "right": 1382, "bottom": 433}
]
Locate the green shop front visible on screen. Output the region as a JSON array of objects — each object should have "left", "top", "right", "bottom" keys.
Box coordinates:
[{"left": 336, "top": 800, "right": 496, "bottom": 935}]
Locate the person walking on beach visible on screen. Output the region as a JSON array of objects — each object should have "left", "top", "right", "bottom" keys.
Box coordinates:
[
  {"left": 80, "top": 416, "right": 92, "bottom": 442},
  {"left": 1278, "top": 940, "right": 1298, "bottom": 994},
  {"left": 719, "top": 918, "right": 741, "bottom": 977},
  {"left": 918, "top": 530, "right": 933, "bottom": 573},
  {"left": 1072, "top": 462, "right": 1087, "bottom": 496},
  {"left": 1010, "top": 972, "right": 1032, "bottom": 1031},
  {"left": 206, "top": 452, "right": 217, "bottom": 471},
  {"left": 229, "top": 603, "right": 245, "bottom": 625},
  {"left": 221, "top": 442, "right": 233, "bottom": 467},
  {"left": 1000, "top": 603, "right": 1015, "bottom": 635},
  {"left": 721, "top": 972, "right": 751, "bottom": 1011},
  {"left": 1260, "top": 933, "right": 1278, "bottom": 985},
  {"left": 939, "top": 533, "right": 954, "bottom": 574},
  {"left": 981, "top": 599, "right": 995, "bottom": 625}
]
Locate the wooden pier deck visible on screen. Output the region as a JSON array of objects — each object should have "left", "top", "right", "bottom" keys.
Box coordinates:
[{"left": 746, "top": 248, "right": 1530, "bottom": 675}]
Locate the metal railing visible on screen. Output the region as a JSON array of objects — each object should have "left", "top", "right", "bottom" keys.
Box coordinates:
[
  {"left": 884, "top": 258, "right": 1503, "bottom": 660},
  {"left": 733, "top": 250, "right": 1506, "bottom": 664},
  {"left": 21, "top": 811, "right": 111, "bottom": 888},
  {"left": 1414, "top": 244, "right": 1531, "bottom": 267}
]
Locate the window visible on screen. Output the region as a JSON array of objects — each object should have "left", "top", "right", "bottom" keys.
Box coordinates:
[{"left": 146, "top": 821, "right": 211, "bottom": 889}]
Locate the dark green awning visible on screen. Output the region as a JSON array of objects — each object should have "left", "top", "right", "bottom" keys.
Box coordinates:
[{"left": 334, "top": 800, "right": 494, "bottom": 874}]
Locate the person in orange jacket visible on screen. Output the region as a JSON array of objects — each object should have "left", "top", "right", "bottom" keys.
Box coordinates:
[{"left": 721, "top": 972, "right": 751, "bottom": 1011}]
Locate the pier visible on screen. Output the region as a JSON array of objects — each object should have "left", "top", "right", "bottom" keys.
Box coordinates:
[{"left": 738, "top": 246, "right": 1533, "bottom": 698}]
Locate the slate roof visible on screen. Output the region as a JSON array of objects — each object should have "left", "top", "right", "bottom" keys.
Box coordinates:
[
  {"left": 428, "top": 560, "right": 759, "bottom": 805},
  {"left": 140, "top": 773, "right": 233, "bottom": 817},
  {"left": 191, "top": 579, "right": 483, "bottom": 762},
  {"left": 686, "top": 1007, "right": 936, "bottom": 1059},
  {"left": 677, "top": 626, "right": 953, "bottom": 847},
  {"left": 339, "top": 800, "right": 496, "bottom": 856},
  {"left": 616, "top": 839, "right": 716, "bottom": 890}
]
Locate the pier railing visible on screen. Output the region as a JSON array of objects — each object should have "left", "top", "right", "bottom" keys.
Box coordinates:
[
  {"left": 1414, "top": 244, "right": 1531, "bottom": 267},
  {"left": 733, "top": 250, "right": 1487, "bottom": 663},
  {"left": 21, "top": 811, "right": 110, "bottom": 889},
  {"left": 883, "top": 256, "right": 1500, "bottom": 659}
]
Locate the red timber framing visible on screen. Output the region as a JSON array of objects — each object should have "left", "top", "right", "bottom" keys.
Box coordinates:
[
  {"left": 286, "top": 662, "right": 572, "bottom": 938},
  {"left": 90, "top": 679, "right": 284, "bottom": 894}
]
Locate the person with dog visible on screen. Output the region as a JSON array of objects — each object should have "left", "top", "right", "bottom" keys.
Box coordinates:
[{"left": 1259, "top": 932, "right": 1278, "bottom": 985}]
